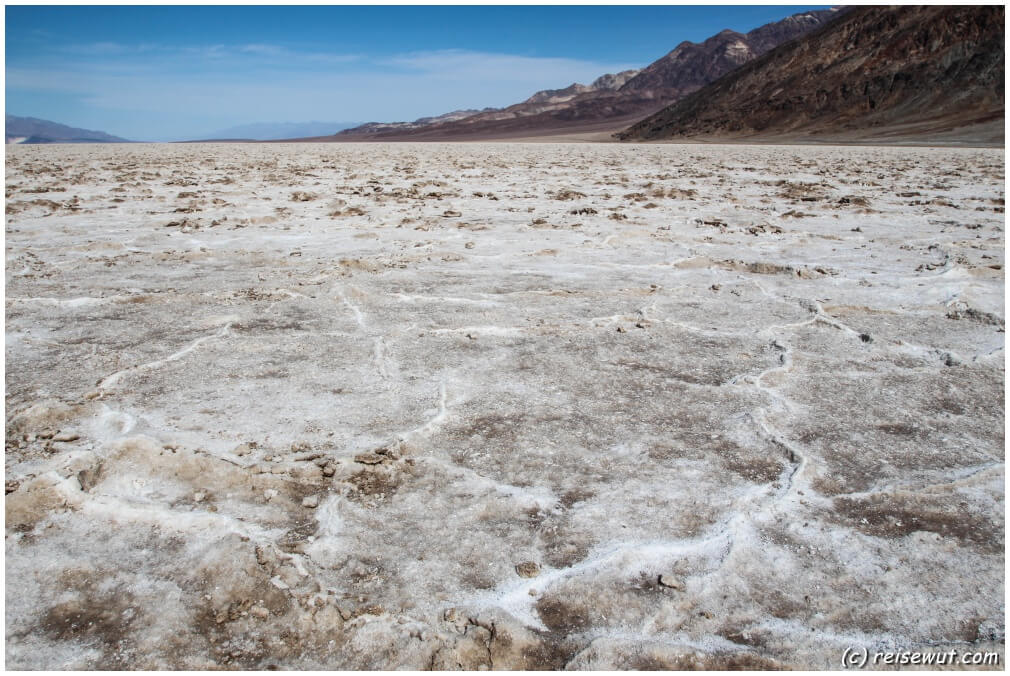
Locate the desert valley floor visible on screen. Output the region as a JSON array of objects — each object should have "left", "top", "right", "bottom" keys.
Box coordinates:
[{"left": 5, "top": 142, "right": 1005, "bottom": 669}]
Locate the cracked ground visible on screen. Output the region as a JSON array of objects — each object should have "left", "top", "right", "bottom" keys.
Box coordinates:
[{"left": 5, "top": 142, "right": 1005, "bottom": 669}]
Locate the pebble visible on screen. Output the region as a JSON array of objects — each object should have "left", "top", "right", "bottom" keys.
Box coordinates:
[
  {"left": 302, "top": 495, "right": 319, "bottom": 508},
  {"left": 515, "top": 561, "right": 540, "bottom": 578},
  {"left": 263, "top": 489, "right": 278, "bottom": 502},
  {"left": 250, "top": 606, "right": 269, "bottom": 620},
  {"left": 52, "top": 432, "right": 80, "bottom": 442},
  {"left": 354, "top": 452, "right": 385, "bottom": 465},
  {"left": 941, "top": 352, "right": 961, "bottom": 367},
  {"left": 658, "top": 574, "right": 684, "bottom": 590}
]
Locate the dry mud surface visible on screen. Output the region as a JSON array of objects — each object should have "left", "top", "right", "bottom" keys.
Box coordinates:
[{"left": 5, "top": 143, "right": 1005, "bottom": 669}]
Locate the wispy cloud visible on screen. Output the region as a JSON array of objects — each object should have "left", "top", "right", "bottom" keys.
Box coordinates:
[
  {"left": 237, "top": 43, "right": 284, "bottom": 57},
  {"left": 384, "top": 49, "right": 637, "bottom": 85},
  {"left": 389, "top": 49, "right": 624, "bottom": 74},
  {"left": 6, "top": 41, "right": 639, "bottom": 139},
  {"left": 47, "top": 41, "right": 361, "bottom": 67}
]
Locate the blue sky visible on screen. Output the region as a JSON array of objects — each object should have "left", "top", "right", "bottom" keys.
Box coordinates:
[{"left": 6, "top": 5, "right": 827, "bottom": 141}]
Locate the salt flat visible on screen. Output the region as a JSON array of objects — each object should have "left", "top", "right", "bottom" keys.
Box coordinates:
[{"left": 5, "top": 142, "right": 1004, "bottom": 669}]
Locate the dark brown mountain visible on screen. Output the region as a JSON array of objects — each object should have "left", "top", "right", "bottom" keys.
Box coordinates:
[
  {"left": 617, "top": 10, "right": 838, "bottom": 93},
  {"left": 617, "top": 5, "right": 1005, "bottom": 144},
  {"left": 333, "top": 7, "right": 845, "bottom": 141}
]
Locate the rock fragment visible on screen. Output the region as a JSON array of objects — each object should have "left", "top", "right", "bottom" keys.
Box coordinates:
[
  {"left": 941, "top": 352, "right": 961, "bottom": 367},
  {"left": 354, "top": 452, "right": 386, "bottom": 465},
  {"left": 233, "top": 443, "right": 253, "bottom": 456},
  {"left": 516, "top": 561, "right": 540, "bottom": 578}
]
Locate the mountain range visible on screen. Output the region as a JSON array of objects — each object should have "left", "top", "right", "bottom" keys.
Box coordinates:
[
  {"left": 198, "top": 121, "right": 361, "bottom": 141},
  {"left": 618, "top": 5, "right": 1004, "bottom": 144},
  {"left": 333, "top": 7, "right": 845, "bottom": 141},
  {"left": 331, "top": 109, "right": 496, "bottom": 137},
  {"left": 5, "top": 115, "right": 131, "bottom": 144}
]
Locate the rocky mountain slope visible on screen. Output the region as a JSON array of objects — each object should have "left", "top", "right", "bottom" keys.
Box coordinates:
[
  {"left": 522, "top": 69, "right": 641, "bottom": 105},
  {"left": 5, "top": 115, "right": 130, "bottom": 144},
  {"left": 334, "top": 8, "right": 843, "bottom": 141},
  {"left": 617, "top": 10, "right": 836, "bottom": 93},
  {"left": 617, "top": 5, "right": 1005, "bottom": 143}
]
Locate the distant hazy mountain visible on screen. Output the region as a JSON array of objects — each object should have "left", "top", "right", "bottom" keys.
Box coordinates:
[
  {"left": 336, "top": 109, "right": 496, "bottom": 137},
  {"left": 200, "top": 121, "right": 360, "bottom": 140},
  {"left": 5, "top": 115, "right": 130, "bottom": 144}
]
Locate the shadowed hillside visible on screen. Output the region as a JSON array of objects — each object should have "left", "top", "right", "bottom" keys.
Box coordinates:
[{"left": 617, "top": 5, "right": 1004, "bottom": 144}]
